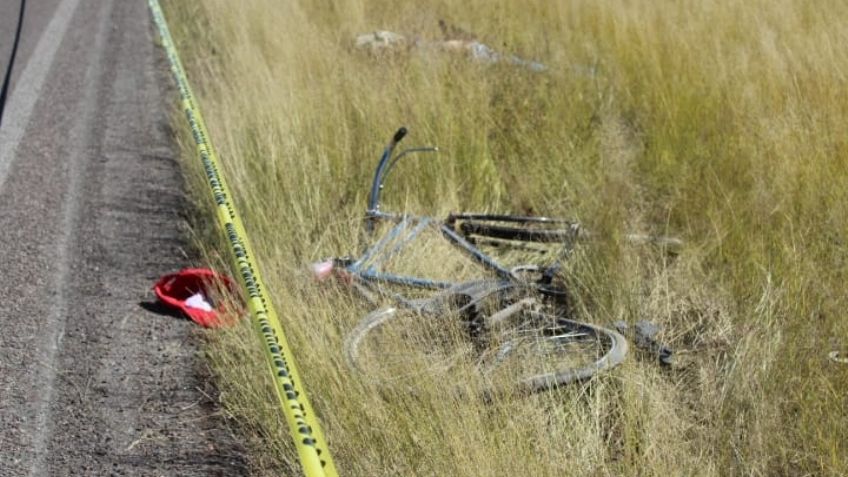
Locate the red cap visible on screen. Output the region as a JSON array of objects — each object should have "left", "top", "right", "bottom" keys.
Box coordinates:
[{"left": 153, "top": 268, "right": 239, "bottom": 327}]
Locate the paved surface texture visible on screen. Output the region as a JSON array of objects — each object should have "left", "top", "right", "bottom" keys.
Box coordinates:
[{"left": 0, "top": 0, "right": 248, "bottom": 475}]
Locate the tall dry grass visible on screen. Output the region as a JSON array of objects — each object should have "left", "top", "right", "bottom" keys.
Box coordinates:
[{"left": 163, "top": 0, "right": 847, "bottom": 474}]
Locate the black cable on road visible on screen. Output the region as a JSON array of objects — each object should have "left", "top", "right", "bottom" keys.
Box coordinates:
[{"left": 0, "top": 0, "right": 27, "bottom": 128}]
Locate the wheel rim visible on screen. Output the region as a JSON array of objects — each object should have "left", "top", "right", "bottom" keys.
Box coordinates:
[{"left": 483, "top": 314, "right": 628, "bottom": 392}]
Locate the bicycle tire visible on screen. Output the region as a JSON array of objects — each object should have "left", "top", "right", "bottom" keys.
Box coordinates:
[
  {"left": 344, "top": 306, "right": 627, "bottom": 393},
  {"left": 483, "top": 310, "right": 628, "bottom": 392}
]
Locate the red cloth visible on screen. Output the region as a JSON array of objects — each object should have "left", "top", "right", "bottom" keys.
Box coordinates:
[{"left": 153, "top": 268, "right": 238, "bottom": 327}]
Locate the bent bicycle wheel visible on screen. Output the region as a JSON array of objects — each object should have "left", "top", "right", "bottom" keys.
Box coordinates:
[
  {"left": 344, "top": 307, "right": 475, "bottom": 386},
  {"left": 482, "top": 310, "right": 628, "bottom": 393},
  {"left": 345, "top": 307, "right": 627, "bottom": 393}
]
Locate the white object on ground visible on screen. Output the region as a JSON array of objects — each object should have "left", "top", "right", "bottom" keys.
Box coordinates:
[
  {"left": 355, "top": 31, "right": 407, "bottom": 50},
  {"left": 185, "top": 292, "right": 214, "bottom": 312},
  {"left": 354, "top": 30, "right": 547, "bottom": 72}
]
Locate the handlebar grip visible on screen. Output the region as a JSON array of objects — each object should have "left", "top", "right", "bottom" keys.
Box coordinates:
[{"left": 392, "top": 127, "right": 408, "bottom": 144}]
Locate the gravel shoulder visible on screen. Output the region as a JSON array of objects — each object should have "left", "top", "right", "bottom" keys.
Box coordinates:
[{"left": 0, "top": 0, "right": 248, "bottom": 474}]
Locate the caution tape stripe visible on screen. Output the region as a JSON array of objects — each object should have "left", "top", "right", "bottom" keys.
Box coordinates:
[{"left": 147, "top": 2, "right": 338, "bottom": 476}]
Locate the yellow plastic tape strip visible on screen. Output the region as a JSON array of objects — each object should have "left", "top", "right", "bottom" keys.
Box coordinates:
[{"left": 147, "top": 2, "right": 338, "bottom": 476}]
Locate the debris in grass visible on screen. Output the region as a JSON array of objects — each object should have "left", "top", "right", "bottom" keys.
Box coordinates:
[
  {"left": 829, "top": 351, "right": 848, "bottom": 364},
  {"left": 355, "top": 20, "right": 547, "bottom": 72},
  {"left": 355, "top": 30, "right": 406, "bottom": 51}
]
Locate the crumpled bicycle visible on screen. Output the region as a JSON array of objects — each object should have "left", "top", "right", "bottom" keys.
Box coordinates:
[{"left": 316, "top": 128, "right": 679, "bottom": 393}]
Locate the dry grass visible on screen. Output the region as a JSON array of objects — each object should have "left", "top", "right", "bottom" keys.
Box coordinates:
[{"left": 163, "top": 0, "right": 847, "bottom": 475}]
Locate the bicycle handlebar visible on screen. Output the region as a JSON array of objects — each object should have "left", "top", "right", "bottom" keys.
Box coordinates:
[
  {"left": 367, "top": 127, "right": 437, "bottom": 223},
  {"left": 393, "top": 127, "right": 408, "bottom": 143},
  {"left": 367, "top": 127, "right": 407, "bottom": 214}
]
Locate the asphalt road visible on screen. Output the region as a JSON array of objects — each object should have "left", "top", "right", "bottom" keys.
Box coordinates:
[{"left": 0, "top": 0, "right": 247, "bottom": 474}]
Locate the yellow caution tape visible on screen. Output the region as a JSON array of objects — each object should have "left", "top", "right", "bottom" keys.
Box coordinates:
[{"left": 147, "top": 2, "right": 338, "bottom": 476}]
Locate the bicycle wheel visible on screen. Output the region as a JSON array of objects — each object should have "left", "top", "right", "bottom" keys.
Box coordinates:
[
  {"left": 482, "top": 310, "right": 628, "bottom": 393},
  {"left": 345, "top": 306, "right": 627, "bottom": 393},
  {"left": 344, "top": 307, "right": 475, "bottom": 385}
]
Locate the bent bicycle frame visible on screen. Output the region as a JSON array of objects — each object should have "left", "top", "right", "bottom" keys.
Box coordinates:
[
  {"left": 334, "top": 127, "right": 577, "bottom": 304},
  {"left": 328, "top": 127, "right": 634, "bottom": 393}
]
